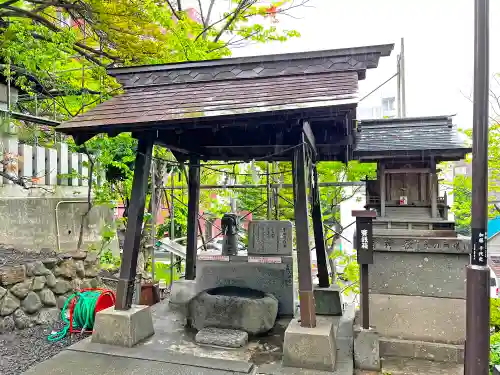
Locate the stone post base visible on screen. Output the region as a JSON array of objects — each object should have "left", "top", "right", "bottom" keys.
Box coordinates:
[
  {"left": 91, "top": 305, "right": 154, "bottom": 347},
  {"left": 354, "top": 325, "right": 381, "bottom": 371},
  {"left": 313, "top": 284, "right": 343, "bottom": 316},
  {"left": 282, "top": 318, "right": 336, "bottom": 371}
]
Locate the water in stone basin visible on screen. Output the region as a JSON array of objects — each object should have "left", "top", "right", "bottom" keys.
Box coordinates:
[{"left": 206, "top": 286, "right": 265, "bottom": 299}]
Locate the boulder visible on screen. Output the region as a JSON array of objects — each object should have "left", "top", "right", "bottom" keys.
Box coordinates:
[
  {"left": 56, "top": 295, "right": 68, "bottom": 309},
  {"left": 54, "top": 260, "right": 77, "bottom": 279},
  {"left": 36, "top": 308, "right": 60, "bottom": 325},
  {"left": 0, "top": 265, "right": 26, "bottom": 286},
  {"left": 26, "top": 261, "right": 51, "bottom": 277},
  {"left": 75, "top": 261, "right": 86, "bottom": 278},
  {"left": 63, "top": 251, "right": 87, "bottom": 260},
  {"left": 80, "top": 278, "right": 99, "bottom": 289},
  {"left": 45, "top": 272, "right": 57, "bottom": 288},
  {"left": 13, "top": 309, "right": 33, "bottom": 329},
  {"left": 84, "top": 252, "right": 99, "bottom": 266},
  {"left": 84, "top": 267, "right": 99, "bottom": 278},
  {"left": 40, "top": 248, "right": 56, "bottom": 258},
  {"left": 42, "top": 258, "right": 59, "bottom": 270},
  {"left": 32, "top": 276, "right": 46, "bottom": 291},
  {"left": 0, "top": 316, "right": 15, "bottom": 333},
  {"left": 52, "top": 279, "right": 72, "bottom": 295},
  {"left": 189, "top": 286, "right": 279, "bottom": 335},
  {"left": 0, "top": 293, "right": 20, "bottom": 316},
  {"left": 39, "top": 288, "right": 57, "bottom": 307},
  {"left": 10, "top": 279, "right": 32, "bottom": 299},
  {"left": 0, "top": 286, "right": 7, "bottom": 301},
  {"left": 71, "top": 278, "right": 82, "bottom": 291},
  {"left": 22, "top": 292, "right": 43, "bottom": 314}
]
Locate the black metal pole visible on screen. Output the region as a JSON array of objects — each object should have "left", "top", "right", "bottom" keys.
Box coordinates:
[
  {"left": 465, "top": 0, "right": 490, "bottom": 373},
  {"left": 311, "top": 164, "right": 330, "bottom": 288},
  {"left": 185, "top": 157, "right": 201, "bottom": 280},
  {"left": 115, "top": 135, "right": 154, "bottom": 310}
]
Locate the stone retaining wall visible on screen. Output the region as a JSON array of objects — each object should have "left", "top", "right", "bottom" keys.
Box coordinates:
[{"left": 0, "top": 251, "right": 100, "bottom": 333}]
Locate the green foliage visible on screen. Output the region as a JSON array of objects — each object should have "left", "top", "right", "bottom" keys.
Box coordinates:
[
  {"left": 147, "top": 262, "right": 183, "bottom": 285},
  {"left": 451, "top": 174, "right": 473, "bottom": 235},
  {"left": 490, "top": 299, "right": 500, "bottom": 371},
  {"left": 492, "top": 298, "right": 500, "bottom": 331},
  {"left": 330, "top": 249, "right": 359, "bottom": 295},
  {"left": 448, "top": 123, "right": 500, "bottom": 234},
  {"left": 491, "top": 331, "right": 500, "bottom": 370},
  {"left": 99, "top": 249, "right": 121, "bottom": 270},
  {"left": 164, "top": 202, "right": 189, "bottom": 239}
]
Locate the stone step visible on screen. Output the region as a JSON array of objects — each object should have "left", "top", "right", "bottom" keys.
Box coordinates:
[
  {"left": 379, "top": 337, "right": 464, "bottom": 363},
  {"left": 380, "top": 357, "right": 463, "bottom": 375}
]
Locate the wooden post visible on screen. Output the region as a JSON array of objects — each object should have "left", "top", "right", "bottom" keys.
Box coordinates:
[
  {"left": 311, "top": 163, "right": 330, "bottom": 288},
  {"left": 115, "top": 135, "right": 154, "bottom": 310},
  {"left": 292, "top": 135, "right": 316, "bottom": 328},
  {"left": 185, "top": 157, "right": 201, "bottom": 280},
  {"left": 379, "top": 162, "right": 386, "bottom": 217},
  {"left": 420, "top": 173, "right": 426, "bottom": 202},
  {"left": 352, "top": 210, "right": 376, "bottom": 330},
  {"left": 430, "top": 160, "right": 438, "bottom": 218}
]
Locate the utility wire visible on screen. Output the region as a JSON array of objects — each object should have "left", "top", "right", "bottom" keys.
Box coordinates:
[{"left": 359, "top": 72, "right": 398, "bottom": 103}]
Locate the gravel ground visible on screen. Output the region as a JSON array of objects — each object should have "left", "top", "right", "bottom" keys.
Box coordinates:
[
  {"left": 0, "top": 246, "right": 57, "bottom": 267},
  {"left": 0, "top": 320, "right": 90, "bottom": 375}
]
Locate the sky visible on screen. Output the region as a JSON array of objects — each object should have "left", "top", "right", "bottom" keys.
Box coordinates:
[{"left": 224, "top": 0, "right": 500, "bottom": 129}]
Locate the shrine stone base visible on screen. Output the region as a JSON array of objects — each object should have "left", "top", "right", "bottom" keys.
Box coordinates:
[
  {"left": 366, "top": 235, "right": 469, "bottom": 363},
  {"left": 313, "top": 284, "right": 343, "bottom": 316},
  {"left": 282, "top": 318, "right": 337, "bottom": 371},
  {"left": 92, "top": 305, "right": 155, "bottom": 348}
]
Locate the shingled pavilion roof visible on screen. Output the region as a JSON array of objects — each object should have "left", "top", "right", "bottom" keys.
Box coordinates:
[
  {"left": 354, "top": 115, "right": 471, "bottom": 162},
  {"left": 56, "top": 44, "right": 394, "bottom": 161}
]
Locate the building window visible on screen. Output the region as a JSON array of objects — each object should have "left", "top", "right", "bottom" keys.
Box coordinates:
[{"left": 382, "top": 97, "right": 396, "bottom": 112}]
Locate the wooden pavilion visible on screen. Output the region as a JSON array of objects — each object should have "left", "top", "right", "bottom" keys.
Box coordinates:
[{"left": 56, "top": 44, "right": 394, "bottom": 328}]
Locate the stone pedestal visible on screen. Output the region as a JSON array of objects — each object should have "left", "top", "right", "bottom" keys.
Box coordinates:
[
  {"left": 313, "top": 284, "right": 343, "bottom": 316},
  {"left": 354, "top": 326, "right": 380, "bottom": 371},
  {"left": 282, "top": 318, "right": 336, "bottom": 371},
  {"left": 91, "top": 305, "right": 154, "bottom": 347},
  {"left": 368, "top": 234, "right": 469, "bottom": 361}
]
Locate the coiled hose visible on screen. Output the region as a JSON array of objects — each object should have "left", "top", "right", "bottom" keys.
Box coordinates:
[{"left": 48, "top": 290, "right": 110, "bottom": 342}]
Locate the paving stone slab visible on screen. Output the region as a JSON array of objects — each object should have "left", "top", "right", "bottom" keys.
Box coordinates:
[
  {"left": 195, "top": 327, "right": 249, "bottom": 348},
  {"left": 380, "top": 357, "right": 463, "bottom": 375}
]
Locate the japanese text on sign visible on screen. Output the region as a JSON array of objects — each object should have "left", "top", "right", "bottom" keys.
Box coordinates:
[
  {"left": 361, "top": 229, "right": 369, "bottom": 250},
  {"left": 471, "top": 228, "right": 488, "bottom": 266}
]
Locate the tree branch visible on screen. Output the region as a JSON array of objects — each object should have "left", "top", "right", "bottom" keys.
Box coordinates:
[{"left": 214, "top": 0, "right": 256, "bottom": 43}]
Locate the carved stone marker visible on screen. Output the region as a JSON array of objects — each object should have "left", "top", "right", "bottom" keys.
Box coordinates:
[
  {"left": 373, "top": 237, "right": 470, "bottom": 254},
  {"left": 248, "top": 220, "right": 293, "bottom": 256}
]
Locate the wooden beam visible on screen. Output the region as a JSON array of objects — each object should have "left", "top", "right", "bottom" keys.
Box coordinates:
[
  {"left": 430, "top": 159, "right": 438, "bottom": 218},
  {"left": 384, "top": 168, "right": 431, "bottom": 174},
  {"left": 115, "top": 134, "right": 154, "bottom": 310},
  {"left": 292, "top": 135, "right": 316, "bottom": 328},
  {"left": 185, "top": 156, "right": 201, "bottom": 280}
]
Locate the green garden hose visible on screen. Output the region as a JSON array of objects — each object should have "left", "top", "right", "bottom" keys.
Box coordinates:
[{"left": 47, "top": 290, "right": 103, "bottom": 342}]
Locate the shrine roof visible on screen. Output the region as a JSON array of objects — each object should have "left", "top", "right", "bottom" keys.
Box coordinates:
[
  {"left": 354, "top": 116, "right": 472, "bottom": 161},
  {"left": 56, "top": 44, "right": 393, "bottom": 137}
]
